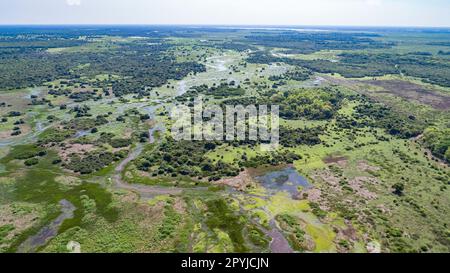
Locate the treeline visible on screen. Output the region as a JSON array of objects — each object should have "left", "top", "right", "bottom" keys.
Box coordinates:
[
  {"left": 268, "top": 69, "right": 312, "bottom": 82},
  {"left": 0, "top": 36, "right": 205, "bottom": 91},
  {"left": 280, "top": 126, "right": 323, "bottom": 147},
  {"left": 244, "top": 31, "right": 390, "bottom": 54},
  {"left": 212, "top": 42, "right": 258, "bottom": 52},
  {"left": 177, "top": 83, "right": 245, "bottom": 101},
  {"left": 339, "top": 53, "right": 450, "bottom": 87},
  {"left": 247, "top": 51, "right": 450, "bottom": 87}
]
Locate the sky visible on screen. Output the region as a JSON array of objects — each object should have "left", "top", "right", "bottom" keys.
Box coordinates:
[{"left": 0, "top": 0, "right": 449, "bottom": 27}]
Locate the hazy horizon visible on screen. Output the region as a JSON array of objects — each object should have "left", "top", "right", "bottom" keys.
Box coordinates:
[
  {"left": 1, "top": 24, "right": 450, "bottom": 29},
  {"left": 1, "top": 0, "right": 450, "bottom": 27}
]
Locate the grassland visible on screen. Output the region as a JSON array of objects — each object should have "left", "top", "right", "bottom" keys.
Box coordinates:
[{"left": 0, "top": 26, "right": 449, "bottom": 253}]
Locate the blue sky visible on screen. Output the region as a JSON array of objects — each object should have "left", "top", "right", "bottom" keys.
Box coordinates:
[{"left": 1, "top": 0, "right": 449, "bottom": 27}]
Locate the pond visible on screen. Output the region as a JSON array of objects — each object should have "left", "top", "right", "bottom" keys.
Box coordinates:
[{"left": 255, "top": 167, "right": 311, "bottom": 196}]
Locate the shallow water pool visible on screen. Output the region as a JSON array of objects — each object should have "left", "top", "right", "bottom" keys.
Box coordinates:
[{"left": 255, "top": 167, "right": 311, "bottom": 196}]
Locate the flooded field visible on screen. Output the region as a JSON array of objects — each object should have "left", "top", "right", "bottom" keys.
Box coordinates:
[
  {"left": 255, "top": 167, "right": 311, "bottom": 196},
  {"left": 17, "top": 200, "right": 76, "bottom": 253}
]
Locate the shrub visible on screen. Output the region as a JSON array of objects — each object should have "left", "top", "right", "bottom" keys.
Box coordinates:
[{"left": 24, "top": 158, "right": 39, "bottom": 166}]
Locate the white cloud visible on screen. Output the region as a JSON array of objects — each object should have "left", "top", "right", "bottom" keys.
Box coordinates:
[
  {"left": 365, "top": 0, "right": 382, "bottom": 7},
  {"left": 66, "top": 0, "right": 81, "bottom": 6}
]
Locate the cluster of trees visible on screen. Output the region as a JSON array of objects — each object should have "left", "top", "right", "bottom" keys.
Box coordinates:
[
  {"left": 338, "top": 53, "right": 450, "bottom": 87},
  {"left": 38, "top": 128, "right": 75, "bottom": 145},
  {"left": 268, "top": 69, "right": 312, "bottom": 82},
  {"left": 71, "top": 105, "right": 91, "bottom": 118},
  {"left": 212, "top": 42, "right": 257, "bottom": 52},
  {"left": 48, "top": 89, "right": 71, "bottom": 97},
  {"left": 92, "top": 132, "right": 132, "bottom": 148},
  {"left": 263, "top": 88, "right": 345, "bottom": 120},
  {"left": 3, "top": 144, "right": 46, "bottom": 166},
  {"left": 135, "top": 133, "right": 306, "bottom": 181},
  {"left": 0, "top": 34, "right": 205, "bottom": 92},
  {"left": 276, "top": 214, "right": 307, "bottom": 252},
  {"left": 137, "top": 139, "right": 240, "bottom": 181},
  {"left": 240, "top": 151, "right": 301, "bottom": 168},
  {"left": 64, "top": 151, "right": 118, "bottom": 174},
  {"left": 69, "top": 91, "right": 101, "bottom": 102},
  {"left": 178, "top": 83, "right": 245, "bottom": 101},
  {"left": 63, "top": 116, "right": 108, "bottom": 131},
  {"left": 279, "top": 126, "right": 323, "bottom": 147},
  {"left": 353, "top": 103, "right": 425, "bottom": 139},
  {"left": 7, "top": 111, "right": 21, "bottom": 117},
  {"left": 108, "top": 138, "right": 132, "bottom": 148},
  {"left": 422, "top": 127, "right": 450, "bottom": 162},
  {"left": 0, "top": 47, "right": 86, "bottom": 89}
]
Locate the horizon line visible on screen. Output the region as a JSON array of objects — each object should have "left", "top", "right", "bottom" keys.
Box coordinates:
[{"left": 0, "top": 23, "right": 450, "bottom": 29}]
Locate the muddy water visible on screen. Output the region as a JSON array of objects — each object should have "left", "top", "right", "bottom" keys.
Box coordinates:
[
  {"left": 255, "top": 167, "right": 311, "bottom": 196},
  {"left": 250, "top": 167, "right": 311, "bottom": 252},
  {"left": 267, "top": 219, "right": 294, "bottom": 253},
  {"left": 243, "top": 204, "right": 294, "bottom": 253},
  {"left": 74, "top": 130, "right": 90, "bottom": 138},
  {"left": 149, "top": 124, "right": 164, "bottom": 144},
  {"left": 113, "top": 143, "right": 183, "bottom": 198},
  {"left": 17, "top": 200, "right": 76, "bottom": 253},
  {"left": 141, "top": 104, "right": 165, "bottom": 144}
]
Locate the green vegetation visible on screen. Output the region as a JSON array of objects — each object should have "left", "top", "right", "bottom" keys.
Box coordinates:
[
  {"left": 38, "top": 128, "right": 75, "bottom": 144},
  {"left": 157, "top": 203, "right": 182, "bottom": 240},
  {"left": 422, "top": 127, "right": 450, "bottom": 162},
  {"left": 204, "top": 198, "right": 248, "bottom": 252},
  {"left": 276, "top": 214, "right": 307, "bottom": 251},
  {"left": 352, "top": 102, "right": 425, "bottom": 139},
  {"left": 0, "top": 26, "right": 449, "bottom": 254},
  {"left": 265, "top": 87, "right": 346, "bottom": 120},
  {"left": 137, "top": 139, "right": 240, "bottom": 180},
  {"left": 65, "top": 151, "right": 116, "bottom": 174}
]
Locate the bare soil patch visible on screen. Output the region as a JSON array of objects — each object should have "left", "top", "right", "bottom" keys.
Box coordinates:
[
  {"left": 0, "top": 204, "right": 39, "bottom": 244},
  {"left": 0, "top": 124, "right": 31, "bottom": 141},
  {"left": 348, "top": 177, "right": 379, "bottom": 200},
  {"left": 300, "top": 187, "right": 330, "bottom": 210},
  {"left": 54, "top": 175, "right": 82, "bottom": 187},
  {"left": 364, "top": 80, "right": 450, "bottom": 110},
  {"left": 58, "top": 143, "right": 95, "bottom": 160},
  {"left": 323, "top": 155, "right": 349, "bottom": 168},
  {"left": 215, "top": 169, "right": 254, "bottom": 190},
  {"left": 357, "top": 161, "right": 381, "bottom": 172},
  {"left": 312, "top": 170, "right": 341, "bottom": 188}
]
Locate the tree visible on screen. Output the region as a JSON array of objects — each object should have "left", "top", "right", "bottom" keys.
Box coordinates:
[
  {"left": 392, "top": 183, "right": 405, "bottom": 196},
  {"left": 445, "top": 148, "right": 450, "bottom": 163}
]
